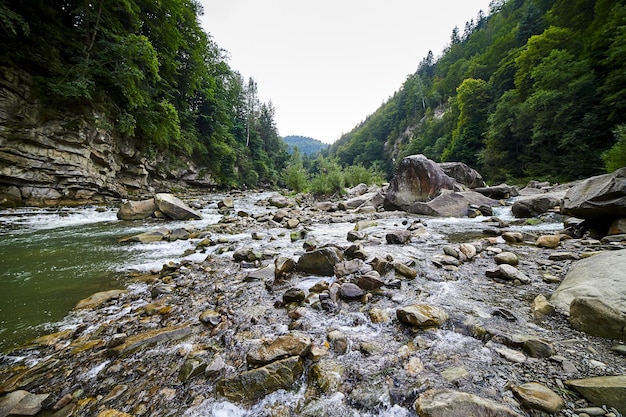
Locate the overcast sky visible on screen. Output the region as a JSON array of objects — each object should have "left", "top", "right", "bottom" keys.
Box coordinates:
[{"left": 199, "top": 1, "right": 493, "bottom": 144}]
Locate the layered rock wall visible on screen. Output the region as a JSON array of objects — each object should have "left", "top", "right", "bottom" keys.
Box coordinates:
[{"left": 0, "top": 68, "right": 212, "bottom": 207}]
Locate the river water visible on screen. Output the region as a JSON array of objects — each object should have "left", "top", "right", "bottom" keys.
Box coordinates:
[
  {"left": 0, "top": 194, "right": 262, "bottom": 352},
  {"left": 3, "top": 192, "right": 588, "bottom": 417}
]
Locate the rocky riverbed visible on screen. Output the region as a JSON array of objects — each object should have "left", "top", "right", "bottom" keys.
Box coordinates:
[{"left": 1, "top": 186, "right": 625, "bottom": 417}]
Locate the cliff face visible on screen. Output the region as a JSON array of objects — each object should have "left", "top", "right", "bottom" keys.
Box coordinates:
[{"left": 0, "top": 68, "right": 212, "bottom": 207}]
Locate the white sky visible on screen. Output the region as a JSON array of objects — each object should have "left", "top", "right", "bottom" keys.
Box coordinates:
[{"left": 199, "top": 1, "right": 493, "bottom": 144}]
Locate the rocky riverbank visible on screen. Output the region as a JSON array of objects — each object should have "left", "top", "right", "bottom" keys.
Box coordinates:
[{"left": 1, "top": 158, "right": 625, "bottom": 417}]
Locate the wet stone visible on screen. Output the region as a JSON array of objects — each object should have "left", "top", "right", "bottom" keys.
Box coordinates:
[
  {"left": 397, "top": 304, "right": 449, "bottom": 328},
  {"left": 394, "top": 262, "right": 417, "bottom": 279},
  {"left": 246, "top": 332, "right": 312, "bottom": 367},
  {"left": 339, "top": 282, "right": 365, "bottom": 300},
  {"left": 495, "top": 251, "right": 519, "bottom": 266},
  {"left": 356, "top": 271, "right": 384, "bottom": 290},
  {"left": 283, "top": 287, "right": 306, "bottom": 304},
  {"left": 536, "top": 235, "right": 560, "bottom": 248},
  {"left": 386, "top": 230, "right": 412, "bottom": 244},
  {"left": 512, "top": 382, "right": 564, "bottom": 414}
]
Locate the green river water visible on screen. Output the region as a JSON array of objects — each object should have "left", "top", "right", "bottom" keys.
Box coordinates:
[{"left": 0, "top": 204, "right": 223, "bottom": 353}]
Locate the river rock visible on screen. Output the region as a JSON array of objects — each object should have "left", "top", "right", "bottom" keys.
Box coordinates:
[
  {"left": 217, "top": 197, "right": 234, "bottom": 210},
  {"left": 283, "top": 288, "right": 306, "bottom": 304},
  {"left": 334, "top": 259, "right": 362, "bottom": 277},
  {"left": 107, "top": 324, "right": 193, "bottom": 357},
  {"left": 394, "top": 262, "right": 417, "bottom": 279},
  {"left": 512, "top": 382, "right": 564, "bottom": 413},
  {"left": 397, "top": 304, "right": 448, "bottom": 328},
  {"left": 199, "top": 309, "right": 221, "bottom": 327},
  {"left": 551, "top": 249, "right": 626, "bottom": 340},
  {"left": 561, "top": 167, "right": 626, "bottom": 220},
  {"left": 327, "top": 330, "right": 348, "bottom": 354},
  {"left": 215, "top": 356, "right": 304, "bottom": 404},
  {"left": 408, "top": 191, "right": 499, "bottom": 217},
  {"left": 474, "top": 183, "right": 520, "bottom": 199},
  {"left": 523, "top": 337, "right": 556, "bottom": 358},
  {"left": 246, "top": 332, "right": 312, "bottom": 367},
  {"left": 0, "top": 390, "right": 49, "bottom": 416},
  {"left": 268, "top": 194, "right": 290, "bottom": 208},
  {"left": 356, "top": 271, "right": 384, "bottom": 290},
  {"left": 502, "top": 231, "right": 524, "bottom": 243},
  {"left": 565, "top": 375, "right": 626, "bottom": 414},
  {"left": 438, "top": 161, "right": 485, "bottom": 189},
  {"left": 569, "top": 297, "right": 626, "bottom": 341},
  {"left": 154, "top": 193, "right": 202, "bottom": 220},
  {"left": 179, "top": 359, "right": 207, "bottom": 382},
  {"left": 385, "top": 230, "right": 412, "bottom": 244},
  {"left": 296, "top": 247, "right": 343, "bottom": 276},
  {"left": 536, "top": 235, "right": 560, "bottom": 248},
  {"left": 117, "top": 198, "right": 156, "bottom": 220},
  {"left": 233, "top": 247, "right": 262, "bottom": 262},
  {"left": 495, "top": 251, "right": 519, "bottom": 266},
  {"left": 532, "top": 295, "right": 555, "bottom": 320},
  {"left": 414, "top": 389, "right": 523, "bottom": 417},
  {"left": 339, "top": 282, "right": 365, "bottom": 300},
  {"left": 75, "top": 289, "right": 126, "bottom": 309},
  {"left": 118, "top": 227, "right": 170, "bottom": 243},
  {"left": 97, "top": 410, "right": 133, "bottom": 417},
  {"left": 511, "top": 192, "right": 564, "bottom": 218},
  {"left": 274, "top": 256, "right": 296, "bottom": 280},
  {"left": 307, "top": 360, "right": 345, "bottom": 395},
  {"left": 384, "top": 154, "right": 457, "bottom": 211},
  {"left": 486, "top": 264, "right": 530, "bottom": 284}
]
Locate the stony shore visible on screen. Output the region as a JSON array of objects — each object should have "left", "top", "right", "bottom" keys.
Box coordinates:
[{"left": 1, "top": 186, "right": 626, "bottom": 417}]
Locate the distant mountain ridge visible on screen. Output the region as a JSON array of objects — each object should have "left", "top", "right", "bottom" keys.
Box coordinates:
[{"left": 282, "top": 135, "right": 328, "bottom": 156}]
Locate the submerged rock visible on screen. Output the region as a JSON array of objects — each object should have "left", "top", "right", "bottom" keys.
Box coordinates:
[
  {"left": 296, "top": 247, "right": 343, "bottom": 276},
  {"left": 75, "top": 289, "right": 127, "bottom": 309}
]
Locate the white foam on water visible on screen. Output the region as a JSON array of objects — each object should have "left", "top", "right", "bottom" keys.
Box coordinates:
[{"left": 82, "top": 360, "right": 110, "bottom": 380}]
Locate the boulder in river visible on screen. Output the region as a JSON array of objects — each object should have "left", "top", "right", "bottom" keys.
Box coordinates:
[
  {"left": 565, "top": 375, "right": 626, "bottom": 414},
  {"left": 296, "top": 247, "right": 343, "bottom": 276},
  {"left": 438, "top": 161, "right": 486, "bottom": 189},
  {"left": 75, "top": 289, "right": 127, "bottom": 309},
  {"left": 246, "top": 332, "right": 312, "bottom": 367},
  {"left": 551, "top": 249, "right": 626, "bottom": 340},
  {"left": 117, "top": 198, "right": 156, "bottom": 220},
  {"left": 384, "top": 154, "right": 457, "bottom": 211},
  {"left": 561, "top": 167, "right": 626, "bottom": 220},
  {"left": 154, "top": 193, "right": 202, "bottom": 220},
  {"left": 511, "top": 192, "right": 565, "bottom": 218},
  {"left": 397, "top": 304, "right": 449, "bottom": 328},
  {"left": 408, "top": 190, "right": 499, "bottom": 217},
  {"left": 215, "top": 356, "right": 304, "bottom": 405}
]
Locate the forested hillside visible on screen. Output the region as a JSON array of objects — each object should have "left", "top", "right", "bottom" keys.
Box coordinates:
[
  {"left": 329, "top": 0, "right": 626, "bottom": 183},
  {"left": 0, "top": 0, "right": 288, "bottom": 187},
  {"left": 283, "top": 135, "right": 329, "bottom": 156}
]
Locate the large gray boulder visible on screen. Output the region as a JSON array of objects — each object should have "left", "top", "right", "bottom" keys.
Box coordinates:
[
  {"left": 551, "top": 249, "right": 626, "bottom": 340},
  {"left": 561, "top": 167, "right": 626, "bottom": 220},
  {"left": 511, "top": 191, "right": 566, "bottom": 218},
  {"left": 384, "top": 155, "right": 457, "bottom": 211},
  {"left": 154, "top": 193, "right": 202, "bottom": 220},
  {"left": 438, "top": 161, "right": 485, "bottom": 189},
  {"left": 117, "top": 198, "right": 157, "bottom": 220},
  {"left": 409, "top": 190, "right": 499, "bottom": 217}
]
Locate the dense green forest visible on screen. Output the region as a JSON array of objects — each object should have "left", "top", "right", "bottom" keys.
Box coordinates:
[
  {"left": 328, "top": 0, "right": 626, "bottom": 183},
  {"left": 0, "top": 0, "right": 288, "bottom": 187},
  {"left": 282, "top": 135, "right": 329, "bottom": 156}
]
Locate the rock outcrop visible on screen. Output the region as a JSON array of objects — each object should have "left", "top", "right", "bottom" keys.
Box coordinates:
[
  {"left": 438, "top": 161, "right": 486, "bottom": 189},
  {"left": 551, "top": 249, "right": 626, "bottom": 340},
  {"left": 561, "top": 167, "right": 626, "bottom": 221},
  {"left": 0, "top": 68, "right": 214, "bottom": 207}
]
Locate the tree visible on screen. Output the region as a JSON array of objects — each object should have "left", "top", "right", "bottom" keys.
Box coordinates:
[{"left": 442, "top": 78, "right": 492, "bottom": 167}]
